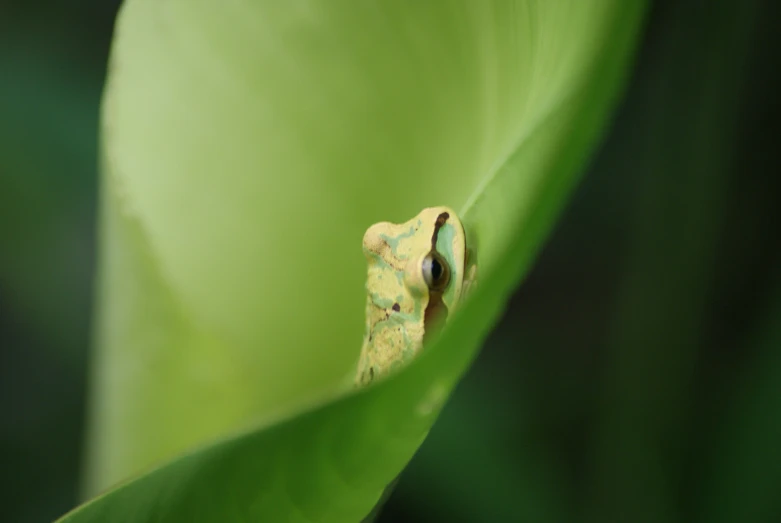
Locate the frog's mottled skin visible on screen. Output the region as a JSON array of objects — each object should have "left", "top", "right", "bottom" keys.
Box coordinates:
[{"left": 355, "top": 206, "right": 474, "bottom": 386}]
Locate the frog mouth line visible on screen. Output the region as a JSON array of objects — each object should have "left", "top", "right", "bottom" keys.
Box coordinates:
[{"left": 423, "top": 212, "right": 450, "bottom": 345}]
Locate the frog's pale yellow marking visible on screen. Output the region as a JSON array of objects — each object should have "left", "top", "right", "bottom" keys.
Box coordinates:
[{"left": 355, "top": 207, "right": 476, "bottom": 386}]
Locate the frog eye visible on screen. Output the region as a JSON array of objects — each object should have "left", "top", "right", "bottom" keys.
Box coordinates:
[{"left": 422, "top": 251, "right": 451, "bottom": 292}]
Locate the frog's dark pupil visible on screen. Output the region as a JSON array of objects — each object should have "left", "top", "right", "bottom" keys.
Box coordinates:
[{"left": 430, "top": 258, "right": 443, "bottom": 281}]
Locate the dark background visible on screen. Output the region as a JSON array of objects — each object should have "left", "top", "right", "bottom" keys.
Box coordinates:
[{"left": 1, "top": 1, "right": 779, "bottom": 522}]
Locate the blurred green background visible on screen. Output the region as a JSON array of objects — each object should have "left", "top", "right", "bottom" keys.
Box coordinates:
[{"left": 1, "top": 1, "right": 779, "bottom": 522}]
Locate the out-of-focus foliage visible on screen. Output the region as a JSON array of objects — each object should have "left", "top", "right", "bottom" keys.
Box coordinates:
[
  {"left": 1, "top": 1, "right": 779, "bottom": 522},
  {"left": 0, "top": 3, "right": 117, "bottom": 522}
]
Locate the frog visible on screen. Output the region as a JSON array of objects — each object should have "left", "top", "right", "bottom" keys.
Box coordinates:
[{"left": 355, "top": 206, "right": 477, "bottom": 387}]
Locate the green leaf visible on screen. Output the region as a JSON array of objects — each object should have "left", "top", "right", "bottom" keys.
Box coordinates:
[{"left": 73, "top": 1, "right": 647, "bottom": 521}]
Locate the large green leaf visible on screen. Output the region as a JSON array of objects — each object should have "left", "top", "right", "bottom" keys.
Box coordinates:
[{"left": 72, "top": 1, "right": 646, "bottom": 521}]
